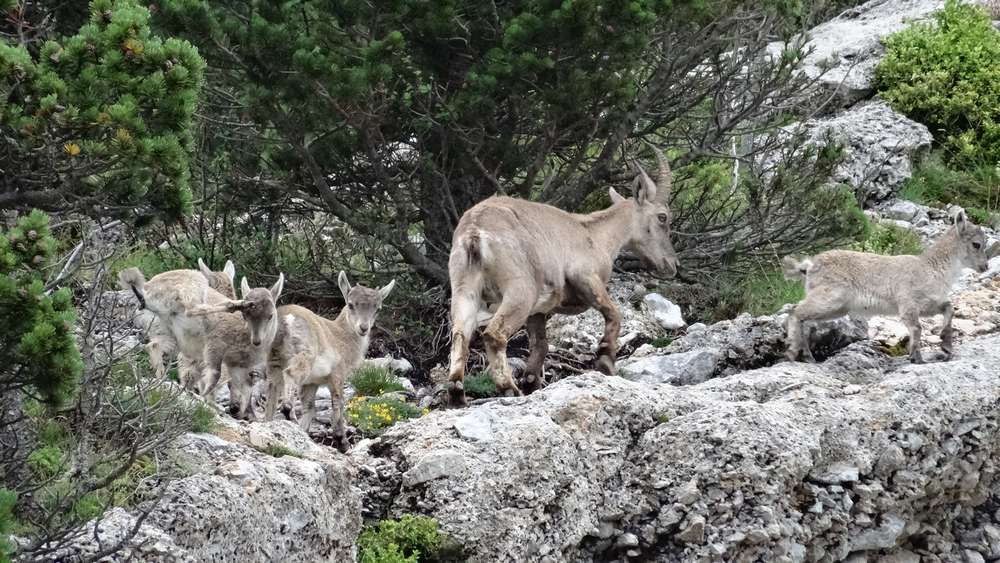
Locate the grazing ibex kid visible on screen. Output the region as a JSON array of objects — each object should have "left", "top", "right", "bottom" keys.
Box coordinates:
[
  {"left": 447, "top": 146, "right": 679, "bottom": 406},
  {"left": 187, "top": 275, "right": 285, "bottom": 420},
  {"left": 784, "top": 210, "right": 989, "bottom": 364},
  {"left": 265, "top": 271, "right": 394, "bottom": 451},
  {"left": 120, "top": 259, "right": 236, "bottom": 388}
]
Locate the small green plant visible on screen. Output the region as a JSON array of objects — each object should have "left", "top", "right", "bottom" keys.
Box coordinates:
[
  {"left": 350, "top": 365, "right": 405, "bottom": 397},
  {"left": 189, "top": 403, "right": 218, "bottom": 434},
  {"left": 649, "top": 337, "right": 673, "bottom": 349},
  {"left": 714, "top": 266, "right": 805, "bottom": 319},
  {"left": 347, "top": 396, "right": 426, "bottom": 438},
  {"left": 357, "top": 514, "right": 461, "bottom": 563},
  {"left": 463, "top": 371, "right": 497, "bottom": 399},
  {"left": 0, "top": 489, "right": 16, "bottom": 563},
  {"left": 656, "top": 413, "right": 671, "bottom": 423},
  {"left": 257, "top": 443, "right": 301, "bottom": 458},
  {"left": 850, "top": 222, "right": 923, "bottom": 256},
  {"left": 876, "top": 0, "right": 1000, "bottom": 166},
  {"left": 899, "top": 152, "right": 1000, "bottom": 219}
]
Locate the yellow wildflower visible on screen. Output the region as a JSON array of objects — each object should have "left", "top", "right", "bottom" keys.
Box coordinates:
[{"left": 63, "top": 143, "right": 81, "bottom": 156}]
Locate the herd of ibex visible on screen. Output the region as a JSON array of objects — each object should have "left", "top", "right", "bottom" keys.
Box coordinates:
[{"left": 119, "top": 146, "right": 992, "bottom": 449}]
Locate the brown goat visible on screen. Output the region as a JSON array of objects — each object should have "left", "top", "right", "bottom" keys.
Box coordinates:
[{"left": 446, "top": 148, "right": 678, "bottom": 406}]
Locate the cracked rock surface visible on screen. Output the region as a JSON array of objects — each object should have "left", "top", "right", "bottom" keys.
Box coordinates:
[{"left": 352, "top": 335, "right": 1000, "bottom": 563}]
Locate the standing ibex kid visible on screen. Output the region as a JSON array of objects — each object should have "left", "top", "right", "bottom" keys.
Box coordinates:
[
  {"left": 265, "top": 271, "right": 394, "bottom": 451},
  {"left": 120, "top": 259, "right": 236, "bottom": 388},
  {"left": 188, "top": 275, "right": 285, "bottom": 420},
  {"left": 784, "top": 210, "right": 989, "bottom": 364}
]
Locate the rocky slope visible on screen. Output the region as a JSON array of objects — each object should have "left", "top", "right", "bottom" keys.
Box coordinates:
[{"left": 351, "top": 335, "right": 1000, "bottom": 563}]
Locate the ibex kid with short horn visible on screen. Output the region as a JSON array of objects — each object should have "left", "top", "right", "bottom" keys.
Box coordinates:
[
  {"left": 188, "top": 274, "right": 285, "bottom": 420},
  {"left": 265, "top": 271, "right": 394, "bottom": 451}
]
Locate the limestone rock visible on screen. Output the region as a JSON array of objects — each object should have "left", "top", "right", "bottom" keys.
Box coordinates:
[
  {"left": 47, "top": 421, "right": 360, "bottom": 561},
  {"left": 642, "top": 293, "right": 686, "bottom": 330}
]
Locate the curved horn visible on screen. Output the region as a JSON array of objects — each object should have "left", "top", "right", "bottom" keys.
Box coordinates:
[{"left": 645, "top": 142, "right": 672, "bottom": 202}]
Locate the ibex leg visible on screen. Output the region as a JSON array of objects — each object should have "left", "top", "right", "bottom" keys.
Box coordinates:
[
  {"left": 939, "top": 301, "right": 954, "bottom": 360},
  {"left": 522, "top": 314, "right": 548, "bottom": 394},
  {"left": 482, "top": 295, "right": 533, "bottom": 397},
  {"left": 447, "top": 292, "right": 480, "bottom": 407},
  {"left": 575, "top": 276, "right": 621, "bottom": 375},
  {"left": 786, "top": 288, "right": 846, "bottom": 363}
]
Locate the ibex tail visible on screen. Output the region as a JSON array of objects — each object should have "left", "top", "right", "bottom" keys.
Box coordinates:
[{"left": 118, "top": 267, "right": 147, "bottom": 309}]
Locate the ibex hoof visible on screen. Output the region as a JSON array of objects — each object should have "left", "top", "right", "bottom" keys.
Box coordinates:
[
  {"left": 500, "top": 386, "right": 523, "bottom": 398},
  {"left": 447, "top": 383, "right": 468, "bottom": 408},
  {"left": 520, "top": 372, "right": 544, "bottom": 394},
  {"left": 596, "top": 355, "right": 615, "bottom": 375},
  {"left": 333, "top": 433, "right": 350, "bottom": 453}
]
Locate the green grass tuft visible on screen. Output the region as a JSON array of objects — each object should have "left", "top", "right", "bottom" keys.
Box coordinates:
[
  {"left": 463, "top": 371, "right": 497, "bottom": 399},
  {"left": 357, "top": 514, "right": 462, "bottom": 563},
  {"left": 347, "top": 396, "right": 426, "bottom": 438},
  {"left": 256, "top": 443, "right": 301, "bottom": 458},
  {"left": 189, "top": 403, "right": 218, "bottom": 434},
  {"left": 350, "top": 364, "right": 405, "bottom": 397}
]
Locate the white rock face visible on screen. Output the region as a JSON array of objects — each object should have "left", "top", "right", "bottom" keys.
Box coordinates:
[
  {"left": 781, "top": 0, "right": 946, "bottom": 110},
  {"left": 883, "top": 199, "right": 930, "bottom": 226},
  {"left": 47, "top": 420, "right": 361, "bottom": 561},
  {"left": 619, "top": 348, "right": 721, "bottom": 386},
  {"left": 363, "top": 355, "right": 414, "bottom": 374},
  {"left": 642, "top": 293, "right": 686, "bottom": 330},
  {"left": 353, "top": 334, "right": 1000, "bottom": 562},
  {"left": 804, "top": 101, "right": 933, "bottom": 201}
]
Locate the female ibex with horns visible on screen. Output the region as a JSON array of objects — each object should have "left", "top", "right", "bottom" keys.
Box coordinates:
[{"left": 446, "top": 146, "right": 679, "bottom": 406}]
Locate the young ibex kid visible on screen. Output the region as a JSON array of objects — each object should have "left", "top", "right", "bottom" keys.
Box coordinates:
[
  {"left": 784, "top": 210, "right": 989, "bottom": 364},
  {"left": 188, "top": 275, "right": 285, "bottom": 420},
  {"left": 265, "top": 271, "right": 394, "bottom": 451},
  {"left": 120, "top": 259, "right": 236, "bottom": 388}
]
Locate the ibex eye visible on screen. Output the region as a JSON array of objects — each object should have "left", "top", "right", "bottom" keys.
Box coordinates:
[
  {"left": 973, "top": 242, "right": 982, "bottom": 249},
  {"left": 657, "top": 213, "right": 668, "bottom": 224}
]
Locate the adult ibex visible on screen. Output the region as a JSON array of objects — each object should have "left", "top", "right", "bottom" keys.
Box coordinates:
[
  {"left": 784, "top": 210, "right": 989, "bottom": 364},
  {"left": 447, "top": 147, "right": 679, "bottom": 406}
]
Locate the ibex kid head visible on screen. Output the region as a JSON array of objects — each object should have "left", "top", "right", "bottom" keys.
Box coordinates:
[
  {"left": 952, "top": 210, "right": 989, "bottom": 273},
  {"left": 338, "top": 271, "right": 395, "bottom": 338},
  {"left": 609, "top": 145, "right": 678, "bottom": 277},
  {"left": 198, "top": 258, "right": 237, "bottom": 299},
  {"left": 238, "top": 274, "right": 284, "bottom": 347}
]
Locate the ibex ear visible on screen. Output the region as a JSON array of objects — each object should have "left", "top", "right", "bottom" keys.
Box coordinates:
[
  {"left": 223, "top": 260, "right": 236, "bottom": 281},
  {"left": 240, "top": 277, "right": 251, "bottom": 299},
  {"left": 608, "top": 187, "right": 626, "bottom": 205},
  {"left": 270, "top": 272, "right": 285, "bottom": 302},
  {"left": 634, "top": 163, "right": 657, "bottom": 205},
  {"left": 378, "top": 279, "right": 396, "bottom": 304},
  {"left": 338, "top": 271, "right": 352, "bottom": 301},
  {"left": 198, "top": 258, "right": 212, "bottom": 278},
  {"left": 954, "top": 208, "right": 969, "bottom": 233}
]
